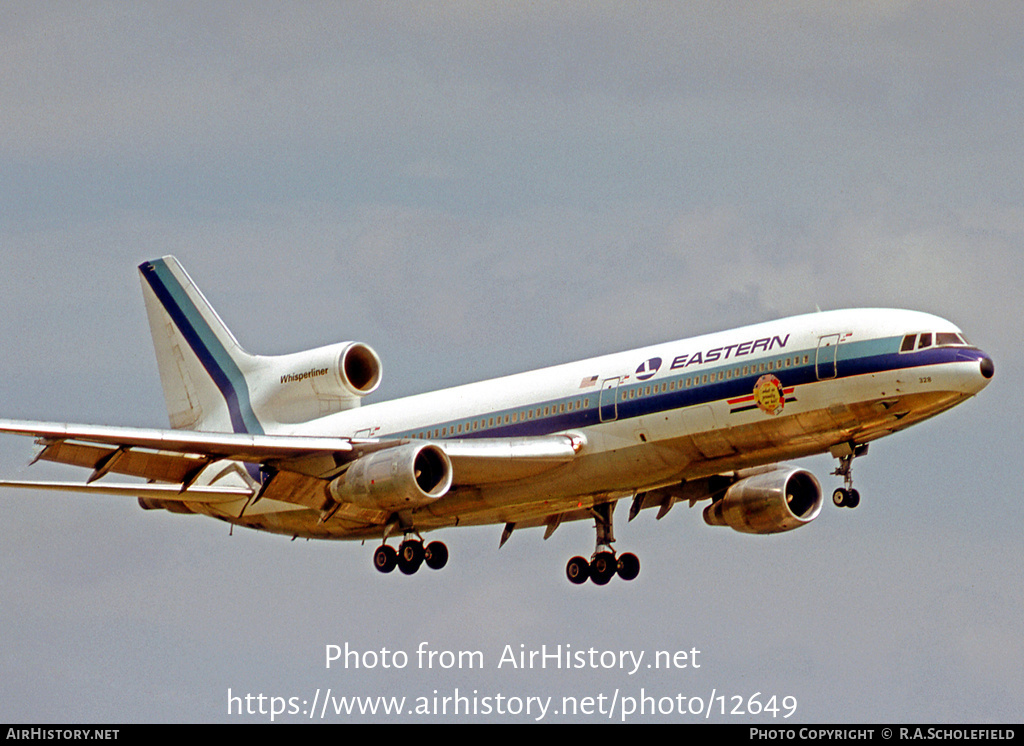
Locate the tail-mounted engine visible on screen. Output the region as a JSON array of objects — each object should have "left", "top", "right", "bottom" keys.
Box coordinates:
[
  {"left": 703, "top": 467, "right": 822, "bottom": 534},
  {"left": 328, "top": 443, "right": 453, "bottom": 512},
  {"left": 253, "top": 341, "right": 382, "bottom": 423}
]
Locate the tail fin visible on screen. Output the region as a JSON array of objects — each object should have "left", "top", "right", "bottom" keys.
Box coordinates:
[{"left": 139, "top": 257, "right": 264, "bottom": 434}]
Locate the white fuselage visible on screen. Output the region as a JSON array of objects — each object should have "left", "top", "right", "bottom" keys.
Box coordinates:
[{"left": 221, "top": 308, "right": 991, "bottom": 538}]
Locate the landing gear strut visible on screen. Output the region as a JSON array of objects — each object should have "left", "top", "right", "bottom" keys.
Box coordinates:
[
  {"left": 831, "top": 443, "right": 868, "bottom": 508},
  {"left": 373, "top": 535, "right": 448, "bottom": 575},
  {"left": 565, "top": 502, "right": 640, "bottom": 586}
]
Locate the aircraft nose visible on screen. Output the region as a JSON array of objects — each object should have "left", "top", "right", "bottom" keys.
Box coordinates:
[
  {"left": 980, "top": 354, "right": 995, "bottom": 380},
  {"left": 956, "top": 349, "right": 994, "bottom": 392}
]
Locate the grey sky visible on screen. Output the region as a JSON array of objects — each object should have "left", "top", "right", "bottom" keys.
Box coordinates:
[{"left": 1, "top": 3, "right": 1021, "bottom": 723}]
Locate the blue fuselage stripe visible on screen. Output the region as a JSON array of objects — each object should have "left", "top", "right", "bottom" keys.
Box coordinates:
[{"left": 390, "top": 340, "right": 983, "bottom": 441}]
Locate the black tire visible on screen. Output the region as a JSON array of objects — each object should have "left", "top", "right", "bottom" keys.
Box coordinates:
[
  {"left": 373, "top": 545, "right": 397, "bottom": 573},
  {"left": 398, "top": 540, "right": 424, "bottom": 575},
  {"left": 617, "top": 552, "right": 640, "bottom": 581},
  {"left": 566, "top": 556, "right": 590, "bottom": 584},
  {"left": 832, "top": 488, "right": 848, "bottom": 507},
  {"left": 424, "top": 541, "right": 449, "bottom": 570},
  {"left": 590, "top": 552, "right": 616, "bottom": 585},
  {"left": 846, "top": 489, "right": 860, "bottom": 508}
]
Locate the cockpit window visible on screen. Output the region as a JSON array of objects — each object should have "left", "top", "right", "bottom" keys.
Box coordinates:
[
  {"left": 936, "top": 332, "right": 965, "bottom": 346},
  {"left": 902, "top": 331, "right": 971, "bottom": 353}
]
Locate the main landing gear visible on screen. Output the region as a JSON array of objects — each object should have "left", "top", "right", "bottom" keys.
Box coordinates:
[
  {"left": 373, "top": 536, "right": 448, "bottom": 575},
  {"left": 566, "top": 551, "right": 640, "bottom": 585},
  {"left": 831, "top": 443, "right": 868, "bottom": 509},
  {"left": 565, "top": 502, "right": 640, "bottom": 586}
]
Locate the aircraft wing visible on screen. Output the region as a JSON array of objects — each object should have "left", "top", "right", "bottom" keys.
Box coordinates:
[
  {"left": 0, "top": 419, "right": 581, "bottom": 509},
  {"left": 0, "top": 419, "right": 359, "bottom": 462},
  {"left": 0, "top": 480, "right": 251, "bottom": 503}
]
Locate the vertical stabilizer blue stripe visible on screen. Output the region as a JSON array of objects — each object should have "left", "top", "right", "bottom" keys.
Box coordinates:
[{"left": 140, "top": 259, "right": 264, "bottom": 436}]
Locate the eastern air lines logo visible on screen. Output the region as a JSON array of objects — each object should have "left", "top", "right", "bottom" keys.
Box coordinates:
[{"left": 635, "top": 357, "right": 662, "bottom": 381}]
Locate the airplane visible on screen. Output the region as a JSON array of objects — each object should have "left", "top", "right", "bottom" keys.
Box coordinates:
[{"left": 0, "top": 257, "right": 995, "bottom": 585}]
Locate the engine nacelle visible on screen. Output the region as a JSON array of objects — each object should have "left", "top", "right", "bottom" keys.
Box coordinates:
[
  {"left": 702, "top": 467, "right": 822, "bottom": 534},
  {"left": 254, "top": 341, "right": 382, "bottom": 423},
  {"left": 328, "top": 443, "right": 453, "bottom": 511}
]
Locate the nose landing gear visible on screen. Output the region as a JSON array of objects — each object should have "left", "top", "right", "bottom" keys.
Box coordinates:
[{"left": 831, "top": 442, "right": 868, "bottom": 509}]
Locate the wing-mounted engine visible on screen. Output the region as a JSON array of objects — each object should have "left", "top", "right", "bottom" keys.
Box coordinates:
[
  {"left": 252, "top": 341, "right": 382, "bottom": 423},
  {"left": 703, "top": 467, "right": 822, "bottom": 534},
  {"left": 328, "top": 443, "right": 453, "bottom": 512}
]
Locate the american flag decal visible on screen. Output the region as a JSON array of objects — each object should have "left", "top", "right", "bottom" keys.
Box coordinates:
[{"left": 580, "top": 375, "right": 599, "bottom": 388}]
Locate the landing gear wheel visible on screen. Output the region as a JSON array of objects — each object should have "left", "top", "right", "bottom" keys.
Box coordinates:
[
  {"left": 373, "top": 544, "right": 397, "bottom": 574},
  {"left": 397, "top": 540, "right": 424, "bottom": 575},
  {"left": 832, "top": 488, "right": 861, "bottom": 509},
  {"left": 590, "top": 551, "right": 617, "bottom": 585},
  {"left": 616, "top": 552, "right": 640, "bottom": 581},
  {"left": 831, "top": 444, "right": 867, "bottom": 509},
  {"left": 566, "top": 556, "right": 590, "bottom": 585},
  {"left": 424, "top": 541, "right": 449, "bottom": 570}
]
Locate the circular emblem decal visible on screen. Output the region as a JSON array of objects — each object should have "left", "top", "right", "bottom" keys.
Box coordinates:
[
  {"left": 635, "top": 357, "right": 662, "bottom": 381},
  {"left": 753, "top": 374, "right": 785, "bottom": 416}
]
